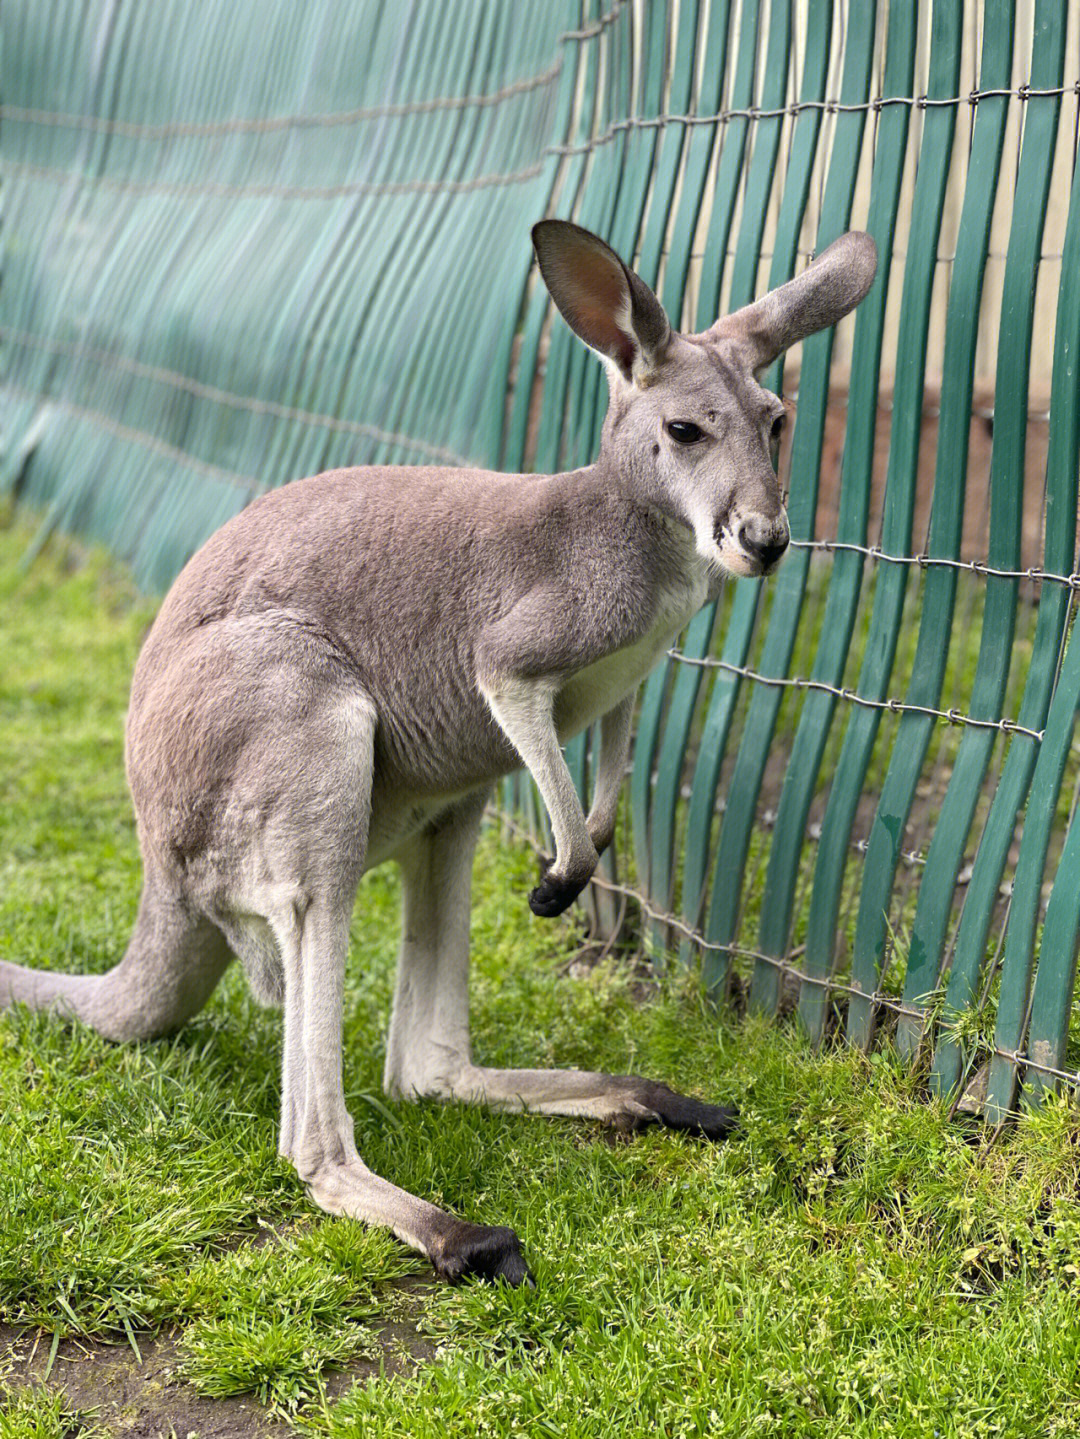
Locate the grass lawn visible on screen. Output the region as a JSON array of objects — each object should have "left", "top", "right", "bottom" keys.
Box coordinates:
[{"left": 3, "top": 511, "right": 1080, "bottom": 1438}]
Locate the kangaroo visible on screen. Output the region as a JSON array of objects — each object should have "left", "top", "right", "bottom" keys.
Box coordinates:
[{"left": 1, "top": 221, "right": 875, "bottom": 1284}]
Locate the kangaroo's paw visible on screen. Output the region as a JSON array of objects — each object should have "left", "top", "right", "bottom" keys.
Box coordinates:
[{"left": 529, "top": 856, "right": 590, "bottom": 917}]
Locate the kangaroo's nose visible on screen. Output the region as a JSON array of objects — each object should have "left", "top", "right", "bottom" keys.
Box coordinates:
[{"left": 737, "top": 515, "right": 789, "bottom": 572}]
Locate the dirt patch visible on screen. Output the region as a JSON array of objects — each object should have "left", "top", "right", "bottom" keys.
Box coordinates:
[
  {"left": 0, "top": 1277, "right": 437, "bottom": 1437},
  {"left": 1, "top": 1324, "right": 290, "bottom": 1438},
  {"left": 321, "top": 1274, "right": 438, "bottom": 1404}
]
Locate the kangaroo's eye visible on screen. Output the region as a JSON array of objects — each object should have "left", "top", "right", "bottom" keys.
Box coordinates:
[
  {"left": 769, "top": 413, "right": 786, "bottom": 465},
  {"left": 666, "top": 420, "right": 704, "bottom": 445}
]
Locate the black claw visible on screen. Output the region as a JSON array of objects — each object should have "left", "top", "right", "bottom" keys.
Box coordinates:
[
  {"left": 431, "top": 1220, "right": 533, "bottom": 1287},
  {"left": 529, "top": 856, "right": 588, "bottom": 917}
]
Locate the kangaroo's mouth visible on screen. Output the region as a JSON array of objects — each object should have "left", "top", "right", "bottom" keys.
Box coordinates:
[{"left": 712, "top": 518, "right": 790, "bottom": 578}]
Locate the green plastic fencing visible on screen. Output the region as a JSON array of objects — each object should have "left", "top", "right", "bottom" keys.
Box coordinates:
[
  {"left": 3, "top": 0, "right": 584, "bottom": 588},
  {"left": 5, "top": 1, "right": 1080, "bottom": 1121}
]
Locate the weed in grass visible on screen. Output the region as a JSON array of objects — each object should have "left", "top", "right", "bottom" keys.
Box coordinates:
[
  {"left": 0, "top": 1384, "right": 110, "bottom": 1439},
  {"left": 181, "top": 1309, "right": 368, "bottom": 1412}
]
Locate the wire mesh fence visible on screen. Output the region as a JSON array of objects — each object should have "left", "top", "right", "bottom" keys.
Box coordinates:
[{"left": 4, "top": 0, "right": 1080, "bottom": 1120}]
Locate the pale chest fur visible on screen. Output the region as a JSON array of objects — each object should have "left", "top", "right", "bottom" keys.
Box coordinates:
[{"left": 554, "top": 561, "right": 709, "bottom": 740}]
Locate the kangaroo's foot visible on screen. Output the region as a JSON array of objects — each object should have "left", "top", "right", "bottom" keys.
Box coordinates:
[
  {"left": 595, "top": 1077, "right": 739, "bottom": 1139},
  {"left": 296, "top": 1145, "right": 531, "bottom": 1286},
  {"left": 391, "top": 1060, "right": 738, "bottom": 1141}
]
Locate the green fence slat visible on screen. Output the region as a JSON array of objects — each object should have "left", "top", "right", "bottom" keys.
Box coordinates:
[
  {"left": 528, "top": 3, "right": 607, "bottom": 479},
  {"left": 988, "top": 616, "right": 1080, "bottom": 1114},
  {"left": 843, "top": 0, "right": 968, "bottom": 1048},
  {"left": 660, "top": 0, "right": 733, "bottom": 329},
  {"left": 503, "top": 3, "right": 597, "bottom": 471},
  {"left": 635, "top": 0, "right": 701, "bottom": 285},
  {"left": 575, "top": 0, "right": 665, "bottom": 462},
  {"left": 692, "top": 0, "right": 761, "bottom": 325},
  {"left": 701, "top": 0, "right": 878, "bottom": 999},
  {"left": 584, "top": 0, "right": 674, "bottom": 450},
  {"left": 724, "top": 0, "right": 792, "bottom": 311},
  {"left": 678, "top": 582, "right": 760, "bottom": 959},
  {"left": 540, "top": 6, "right": 633, "bottom": 476},
  {"left": 753, "top": 0, "right": 912, "bottom": 1018},
  {"left": 646, "top": 594, "right": 717, "bottom": 951},
  {"left": 1022, "top": 805, "right": 1080, "bottom": 1105},
  {"left": 1021, "top": 614, "right": 1080, "bottom": 1106}
]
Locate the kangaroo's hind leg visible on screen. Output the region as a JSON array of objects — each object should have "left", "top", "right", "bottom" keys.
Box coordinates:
[
  {"left": 384, "top": 791, "right": 737, "bottom": 1139},
  {"left": 266, "top": 691, "right": 528, "bottom": 1285}
]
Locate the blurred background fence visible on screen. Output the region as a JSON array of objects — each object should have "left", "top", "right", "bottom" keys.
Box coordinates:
[{"left": 4, "top": 0, "right": 1080, "bottom": 1121}]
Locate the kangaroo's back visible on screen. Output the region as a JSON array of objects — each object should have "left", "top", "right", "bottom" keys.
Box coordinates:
[{"left": 134, "top": 465, "right": 514, "bottom": 683}]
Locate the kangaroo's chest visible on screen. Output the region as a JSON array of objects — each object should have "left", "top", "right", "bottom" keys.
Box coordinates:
[{"left": 554, "top": 565, "right": 709, "bottom": 739}]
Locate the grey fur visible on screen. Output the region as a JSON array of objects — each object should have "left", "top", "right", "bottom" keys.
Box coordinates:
[{"left": 1, "top": 222, "right": 876, "bottom": 1283}]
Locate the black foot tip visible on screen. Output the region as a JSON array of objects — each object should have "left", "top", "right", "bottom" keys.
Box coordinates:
[
  {"left": 684, "top": 1100, "right": 741, "bottom": 1141},
  {"left": 432, "top": 1220, "right": 533, "bottom": 1287},
  {"left": 529, "top": 857, "right": 589, "bottom": 918},
  {"left": 632, "top": 1081, "right": 741, "bottom": 1141}
]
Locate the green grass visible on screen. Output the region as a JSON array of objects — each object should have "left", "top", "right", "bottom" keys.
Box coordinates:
[
  {"left": 0, "top": 1386, "right": 110, "bottom": 1439},
  {"left": 4, "top": 513, "right": 1080, "bottom": 1437}
]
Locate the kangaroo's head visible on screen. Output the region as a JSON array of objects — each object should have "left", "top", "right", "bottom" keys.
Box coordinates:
[{"left": 532, "top": 220, "right": 877, "bottom": 579}]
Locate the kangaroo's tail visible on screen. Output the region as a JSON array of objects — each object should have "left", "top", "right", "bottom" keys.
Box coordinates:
[{"left": 1, "top": 881, "right": 232, "bottom": 1041}]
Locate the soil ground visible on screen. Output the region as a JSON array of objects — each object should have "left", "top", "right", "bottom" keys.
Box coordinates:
[{"left": 0, "top": 1278, "right": 437, "bottom": 1437}]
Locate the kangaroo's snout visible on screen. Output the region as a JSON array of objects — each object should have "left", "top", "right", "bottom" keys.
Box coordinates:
[{"left": 737, "top": 513, "right": 790, "bottom": 573}]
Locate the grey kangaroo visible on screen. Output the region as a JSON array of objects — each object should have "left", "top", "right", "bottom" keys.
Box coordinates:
[{"left": 1, "top": 221, "right": 875, "bottom": 1284}]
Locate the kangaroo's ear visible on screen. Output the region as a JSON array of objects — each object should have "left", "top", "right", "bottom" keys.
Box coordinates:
[
  {"left": 532, "top": 220, "right": 671, "bottom": 385},
  {"left": 711, "top": 231, "right": 877, "bottom": 370}
]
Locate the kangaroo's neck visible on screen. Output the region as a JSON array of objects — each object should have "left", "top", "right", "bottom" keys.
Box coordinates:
[
  {"left": 543, "top": 445, "right": 693, "bottom": 546},
  {"left": 526, "top": 457, "right": 708, "bottom": 599}
]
